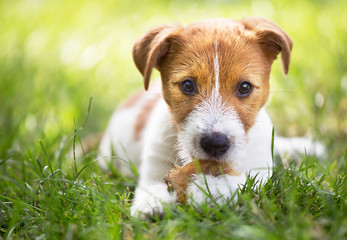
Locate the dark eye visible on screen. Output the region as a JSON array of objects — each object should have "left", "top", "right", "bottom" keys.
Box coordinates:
[
  {"left": 179, "top": 78, "right": 197, "bottom": 95},
  {"left": 237, "top": 81, "right": 253, "bottom": 97}
]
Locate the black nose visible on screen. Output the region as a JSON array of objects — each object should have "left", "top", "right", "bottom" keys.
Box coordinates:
[{"left": 200, "top": 132, "right": 230, "bottom": 158}]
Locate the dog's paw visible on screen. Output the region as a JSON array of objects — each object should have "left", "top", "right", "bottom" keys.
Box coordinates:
[
  {"left": 130, "top": 183, "right": 176, "bottom": 219},
  {"left": 186, "top": 174, "right": 240, "bottom": 206}
]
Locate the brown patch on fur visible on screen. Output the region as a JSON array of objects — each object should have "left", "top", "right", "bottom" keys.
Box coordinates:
[
  {"left": 120, "top": 90, "right": 144, "bottom": 109},
  {"left": 133, "top": 93, "right": 161, "bottom": 140}
]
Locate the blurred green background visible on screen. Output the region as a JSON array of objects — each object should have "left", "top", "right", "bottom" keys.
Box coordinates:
[{"left": 0, "top": 0, "right": 346, "bottom": 157}]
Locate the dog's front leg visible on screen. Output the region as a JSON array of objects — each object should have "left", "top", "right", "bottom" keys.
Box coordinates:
[
  {"left": 130, "top": 149, "right": 177, "bottom": 218},
  {"left": 130, "top": 101, "right": 178, "bottom": 218}
]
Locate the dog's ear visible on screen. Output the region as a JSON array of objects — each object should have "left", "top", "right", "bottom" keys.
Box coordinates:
[
  {"left": 242, "top": 17, "right": 293, "bottom": 74},
  {"left": 133, "top": 24, "right": 183, "bottom": 90}
]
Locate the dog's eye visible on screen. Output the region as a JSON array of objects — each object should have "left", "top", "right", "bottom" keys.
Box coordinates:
[
  {"left": 179, "top": 78, "right": 197, "bottom": 95},
  {"left": 237, "top": 81, "right": 253, "bottom": 97}
]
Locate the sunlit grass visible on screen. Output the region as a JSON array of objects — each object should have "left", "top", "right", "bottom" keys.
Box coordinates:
[{"left": 0, "top": 0, "right": 346, "bottom": 239}]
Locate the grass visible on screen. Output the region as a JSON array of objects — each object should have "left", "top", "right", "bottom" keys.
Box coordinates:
[
  {"left": 0, "top": 0, "right": 346, "bottom": 239},
  {"left": 1, "top": 135, "right": 346, "bottom": 239}
]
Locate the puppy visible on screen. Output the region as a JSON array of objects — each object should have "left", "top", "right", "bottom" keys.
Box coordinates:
[{"left": 99, "top": 17, "right": 293, "bottom": 218}]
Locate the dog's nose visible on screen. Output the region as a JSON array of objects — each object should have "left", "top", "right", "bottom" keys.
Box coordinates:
[{"left": 200, "top": 132, "right": 230, "bottom": 158}]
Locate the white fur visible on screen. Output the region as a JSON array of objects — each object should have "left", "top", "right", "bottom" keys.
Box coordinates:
[
  {"left": 98, "top": 85, "right": 161, "bottom": 174},
  {"left": 213, "top": 41, "right": 220, "bottom": 93},
  {"left": 184, "top": 108, "right": 275, "bottom": 207},
  {"left": 177, "top": 92, "right": 246, "bottom": 165},
  {"left": 100, "top": 96, "right": 180, "bottom": 217},
  {"left": 129, "top": 99, "right": 180, "bottom": 217}
]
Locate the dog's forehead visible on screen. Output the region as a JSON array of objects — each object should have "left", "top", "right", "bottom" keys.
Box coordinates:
[
  {"left": 165, "top": 19, "right": 266, "bottom": 82},
  {"left": 180, "top": 19, "right": 247, "bottom": 44},
  {"left": 167, "top": 19, "right": 259, "bottom": 66}
]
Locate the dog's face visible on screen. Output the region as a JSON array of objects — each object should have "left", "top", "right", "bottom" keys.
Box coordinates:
[{"left": 133, "top": 18, "right": 292, "bottom": 163}]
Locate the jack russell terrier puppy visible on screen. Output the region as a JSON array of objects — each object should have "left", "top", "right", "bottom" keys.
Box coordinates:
[{"left": 99, "top": 17, "right": 319, "bottom": 218}]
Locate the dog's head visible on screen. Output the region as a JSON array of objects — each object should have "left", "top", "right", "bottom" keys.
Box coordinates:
[{"left": 133, "top": 18, "right": 292, "bottom": 164}]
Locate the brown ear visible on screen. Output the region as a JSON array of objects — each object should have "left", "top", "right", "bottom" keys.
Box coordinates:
[
  {"left": 242, "top": 17, "right": 293, "bottom": 74},
  {"left": 133, "top": 24, "right": 183, "bottom": 90}
]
